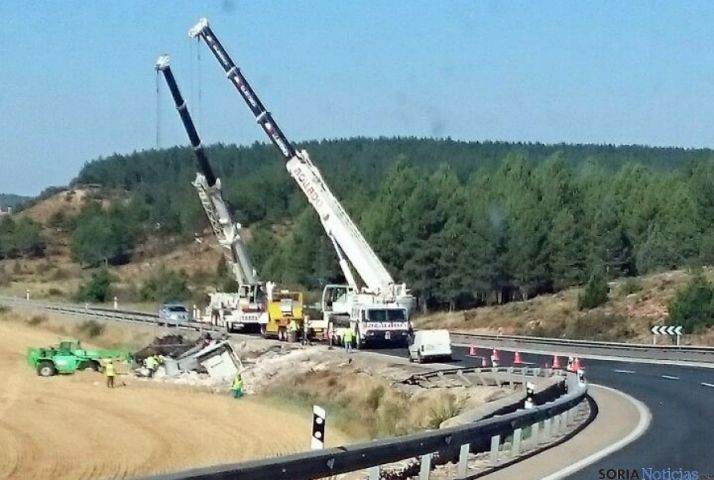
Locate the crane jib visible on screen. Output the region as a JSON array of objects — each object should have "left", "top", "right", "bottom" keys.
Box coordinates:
[
  {"left": 292, "top": 164, "right": 324, "bottom": 210},
  {"left": 198, "top": 26, "right": 296, "bottom": 160}
]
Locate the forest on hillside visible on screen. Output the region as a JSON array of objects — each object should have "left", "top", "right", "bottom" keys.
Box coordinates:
[{"left": 14, "top": 137, "right": 714, "bottom": 312}]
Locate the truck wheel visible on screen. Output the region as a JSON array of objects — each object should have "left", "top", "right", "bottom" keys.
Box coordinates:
[
  {"left": 37, "top": 361, "right": 56, "bottom": 377},
  {"left": 80, "top": 360, "right": 100, "bottom": 371}
]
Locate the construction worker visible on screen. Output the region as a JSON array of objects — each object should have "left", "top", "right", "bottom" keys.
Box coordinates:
[
  {"left": 144, "top": 355, "right": 158, "bottom": 378},
  {"left": 288, "top": 318, "right": 298, "bottom": 343},
  {"left": 343, "top": 325, "right": 354, "bottom": 353},
  {"left": 231, "top": 373, "right": 244, "bottom": 399},
  {"left": 105, "top": 359, "right": 116, "bottom": 389}
]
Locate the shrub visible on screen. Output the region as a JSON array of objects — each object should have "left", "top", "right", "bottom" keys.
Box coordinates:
[
  {"left": 620, "top": 277, "right": 642, "bottom": 296},
  {"left": 47, "top": 287, "right": 64, "bottom": 297},
  {"left": 668, "top": 272, "right": 714, "bottom": 334},
  {"left": 76, "top": 267, "right": 112, "bottom": 303},
  {"left": 577, "top": 268, "right": 609, "bottom": 310},
  {"left": 140, "top": 268, "right": 190, "bottom": 302},
  {"left": 77, "top": 319, "right": 105, "bottom": 338},
  {"left": 26, "top": 314, "right": 47, "bottom": 326}
]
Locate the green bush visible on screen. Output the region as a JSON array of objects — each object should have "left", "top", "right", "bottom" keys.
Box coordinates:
[
  {"left": 140, "top": 268, "right": 190, "bottom": 302},
  {"left": 668, "top": 272, "right": 714, "bottom": 334},
  {"left": 620, "top": 277, "right": 642, "bottom": 295},
  {"left": 75, "top": 267, "right": 112, "bottom": 303},
  {"left": 577, "top": 268, "right": 609, "bottom": 310}
]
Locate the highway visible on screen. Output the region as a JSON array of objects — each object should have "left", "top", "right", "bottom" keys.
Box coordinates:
[{"left": 383, "top": 345, "right": 714, "bottom": 476}]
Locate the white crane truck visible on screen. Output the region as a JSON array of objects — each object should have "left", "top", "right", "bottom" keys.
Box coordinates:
[
  {"left": 189, "top": 18, "right": 415, "bottom": 348},
  {"left": 155, "top": 55, "right": 303, "bottom": 340}
]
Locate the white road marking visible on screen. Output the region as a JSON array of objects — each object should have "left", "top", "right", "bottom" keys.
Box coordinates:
[
  {"left": 540, "top": 384, "right": 652, "bottom": 480},
  {"left": 660, "top": 375, "right": 679, "bottom": 380},
  {"left": 613, "top": 369, "right": 636, "bottom": 374},
  {"left": 702, "top": 382, "right": 714, "bottom": 388}
]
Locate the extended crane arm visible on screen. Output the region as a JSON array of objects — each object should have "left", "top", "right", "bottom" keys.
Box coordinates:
[
  {"left": 155, "top": 54, "right": 258, "bottom": 286},
  {"left": 189, "top": 19, "right": 406, "bottom": 299}
]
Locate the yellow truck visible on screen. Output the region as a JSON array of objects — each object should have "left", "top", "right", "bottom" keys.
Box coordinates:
[{"left": 260, "top": 285, "right": 304, "bottom": 342}]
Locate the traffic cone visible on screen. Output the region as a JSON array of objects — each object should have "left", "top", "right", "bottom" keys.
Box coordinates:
[
  {"left": 492, "top": 348, "right": 500, "bottom": 362},
  {"left": 552, "top": 355, "right": 561, "bottom": 369},
  {"left": 513, "top": 351, "right": 523, "bottom": 365},
  {"left": 468, "top": 344, "right": 477, "bottom": 357},
  {"left": 572, "top": 357, "right": 582, "bottom": 371},
  {"left": 481, "top": 355, "right": 488, "bottom": 367}
]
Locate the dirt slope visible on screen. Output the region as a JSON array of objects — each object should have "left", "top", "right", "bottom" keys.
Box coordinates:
[{"left": 0, "top": 321, "right": 347, "bottom": 480}]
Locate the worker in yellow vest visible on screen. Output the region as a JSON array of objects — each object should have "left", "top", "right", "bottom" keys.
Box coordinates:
[
  {"left": 343, "top": 326, "right": 354, "bottom": 353},
  {"left": 104, "top": 359, "right": 116, "bottom": 389},
  {"left": 231, "top": 374, "right": 244, "bottom": 399}
]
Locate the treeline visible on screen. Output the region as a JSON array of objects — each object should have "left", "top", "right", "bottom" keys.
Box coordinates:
[{"left": 67, "top": 137, "right": 714, "bottom": 311}]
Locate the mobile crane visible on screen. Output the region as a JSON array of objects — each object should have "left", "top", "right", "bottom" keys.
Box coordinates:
[
  {"left": 189, "top": 18, "right": 415, "bottom": 348},
  {"left": 155, "top": 55, "right": 304, "bottom": 340}
]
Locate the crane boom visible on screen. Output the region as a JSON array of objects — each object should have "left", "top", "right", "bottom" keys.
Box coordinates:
[
  {"left": 188, "top": 18, "right": 406, "bottom": 301},
  {"left": 155, "top": 54, "right": 257, "bottom": 286}
]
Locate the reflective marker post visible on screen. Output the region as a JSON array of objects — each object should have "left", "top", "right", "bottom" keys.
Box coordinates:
[{"left": 311, "top": 405, "right": 326, "bottom": 450}]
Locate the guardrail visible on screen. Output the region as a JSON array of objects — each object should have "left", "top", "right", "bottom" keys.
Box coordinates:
[
  {"left": 449, "top": 331, "right": 714, "bottom": 364},
  {"left": 451, "top": 331, "right": 714, "bottom": 352},
  {"left": 142, "top": 369, "right": 587, "bottom": 480},
  {"left": 0, "top": 295, "right": 223, "bottom": 334}
]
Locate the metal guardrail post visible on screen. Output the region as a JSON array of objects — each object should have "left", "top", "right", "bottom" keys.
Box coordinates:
[
  {"left": 419, "top": 453, "right": 432, "bottom": 480},
  {"left": 367, "top": 465, "right": 380, "bottom": 479},
  {"left": 530, "top": 421, "right": 540, "bottom": 448},
  {"left": 456, "top": 443, "right": 470, "bottom": 479},
  {"left": 512, "top": 428, "right": 522, "bottom": 456},
  {"left": 489, "top": 434, "right": 500, "bottom": 466},
  {"left": 552, "top": 414, "right": 560, "bottom": 436},
  {"left": 568, "top": 405, "right": 577, "bottom": 424},
  {"left": 542, "top": 417, "right": 552, "bottom": 442}
]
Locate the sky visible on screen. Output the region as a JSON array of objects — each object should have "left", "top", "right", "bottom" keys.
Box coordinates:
[{"left": 2, "top": 1, "right": 714, "bottom": 195}]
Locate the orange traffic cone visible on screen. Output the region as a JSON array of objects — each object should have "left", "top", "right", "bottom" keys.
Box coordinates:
[
  {"left": 572, "top": 357, "right": 582, "bottom": 371},
  {"left": 513, "top": 351, "right": 523, "bottom": 365},
  {"left": 468, "top": 344, "right": 477, "bottom": 357},
  {"left": 481, "top": 355, "right": 488, "bottom": 367},
  {"left": 492, "top": 348, "right": 500, "bottom": 362},
  {"left": 552, "top": 355, "right": 561, "bottom": 369}
]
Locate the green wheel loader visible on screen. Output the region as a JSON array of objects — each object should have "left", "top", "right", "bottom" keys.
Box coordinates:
[{"left": 27, "top": 339, "right": 132, "bottom": 377}]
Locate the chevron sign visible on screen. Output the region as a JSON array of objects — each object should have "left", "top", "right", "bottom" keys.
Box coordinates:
[{"left": 650, "top": 325, "right": 683, "bottom": 336}]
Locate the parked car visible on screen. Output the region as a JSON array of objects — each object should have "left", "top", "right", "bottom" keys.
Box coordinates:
[
  {"left": 408, "top": 329, "right": 452, "bottom": 363},
  {"left": 159, "top": 303, "right": 190, "bottom": 326}
]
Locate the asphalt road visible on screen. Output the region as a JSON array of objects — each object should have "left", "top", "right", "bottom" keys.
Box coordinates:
[{"left": 381, "top": 345, "right": 714, "bottom": 478}]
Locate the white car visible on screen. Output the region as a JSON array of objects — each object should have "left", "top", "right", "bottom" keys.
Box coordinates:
[{"left": 408, "top": 329, "right": 452, "bottom": 363}]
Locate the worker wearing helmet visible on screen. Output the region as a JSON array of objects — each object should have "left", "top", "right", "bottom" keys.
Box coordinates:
[
  {"left": 231, "top": 374, "right": 244, "bottom": 399},
  {"left": 105, "top": 359, "right": 116, "bottom": 389}
]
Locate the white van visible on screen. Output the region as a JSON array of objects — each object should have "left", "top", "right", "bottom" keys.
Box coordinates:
[{"left": 408, "top": 329, "right": 452, "bottom": 363}]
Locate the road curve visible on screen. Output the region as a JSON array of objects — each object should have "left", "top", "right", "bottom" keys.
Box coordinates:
[{"left": 381, "top": 346, "right": 714, "bottom": 476}]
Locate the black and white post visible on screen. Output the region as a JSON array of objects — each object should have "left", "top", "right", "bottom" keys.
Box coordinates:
[{"left": 311, "top": 405, "right": 326, "bottom": 450}]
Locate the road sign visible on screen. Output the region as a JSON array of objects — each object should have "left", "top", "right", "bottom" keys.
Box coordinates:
[{"left": 650, "top": 325, "right": 683, "bottom": 336}]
